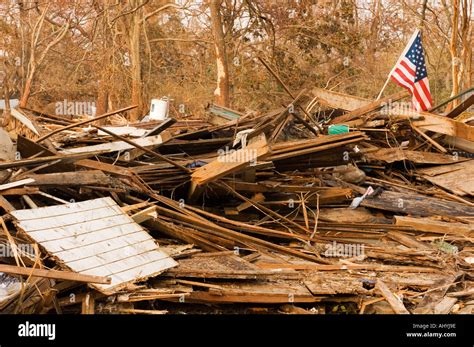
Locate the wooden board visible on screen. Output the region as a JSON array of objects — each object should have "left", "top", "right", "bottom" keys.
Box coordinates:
[
  {"left": 74, "top": 159, "right": 133, "bottom": 177},
  {"left": 11, "top": 197, "right": 177, "bottom": 294},
  {"left": 166, "top": 280, "right": 319, "bottom": 304},
  {"left": 23, "top": 170, "right": 111, "bottom": 186},
  {"left": 303, "top": 273, "right": 370, "bottom": 295},
  {"left": 165, "top": 254, "right": 298, "bottom": 280},
  {"left": 330, "top": 90, "right": 409, "bottom": 124},
  {"left": 58, "top": 134, "right": 166, "bottom": 155},
  {"left": 413, "top": 111, "right": 474, "bottom": 142},
  {"left": 311, "top": 88, "right": 371, "bottom": 111},
  {"left": 191, "top": 133, "right": 270, "bottom": 186},
  {"left": 376, "top": 279, "right": 409, "bottom": 314},
  {"left": 394, "top": 216, "right": 473, "bottom": 236},
  {"left": 417, "top": 160, "right": 474, "bottom": 196},
  {"left": 10, "top": 109, "right": 40, "bottom": 135},
  {"left": 365, "top": 148, "right": 464, "bottom": 165},
  {"left": 361, "top": 190, "right": 474, "bottom": 217}
]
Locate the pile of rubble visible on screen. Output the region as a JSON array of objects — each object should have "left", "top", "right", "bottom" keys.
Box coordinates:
[{"left": 0, "top": 86, "right": 473, "bottom": 314}]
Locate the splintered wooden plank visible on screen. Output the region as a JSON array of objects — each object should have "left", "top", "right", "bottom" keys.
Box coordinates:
[
  {"left": 0, "top": 179, "right": 35, "bottom": 191},
  {"left": 413, "top": 111, "right": 474, "bottom": 142},
  {"left": 175, "top": 281, "right": 318, "bottom": 304},
  {"left": 0, "top": 264, "right": 110, "bottom": 284},
  {"left": 58, "top": 134, "right": 166, "bottom": 155},
  {"left": 23, "top": 170, "right": 111, "bottom": 186},
  {"left": 443, "top": 135, "right": 474, "bottom": 153},
  {"left": 365, "top": 148, "right": 463, "bottom": 164},
  {"left": 164, "top": 254, "right": 297, "bottom": 280},
  {"left": 434, "top": 297, "right": 458, "bottom": 314},
  {"left": 361, "top": 191, "right": 474, "bottom": 217},
  {"left": 10, "top": 109, "right": 40, "bottom": 135},
  {"left": 445, "top": 93, "right": 474, "bottom": 118},
  {"left": 386, "top": 231, "right": 432, "bottom": 250},
  {"left": 376, "top": 279, "right": 410, "bottom": 314},
  {"left": 11, "top": 197, "right": 177, "bottom": 294},
  {"left": 330, "top": 90, "right": 410, "bottom": 124},
  {"left": 191, "top": 133, "right": 270, "bottom": 186},
  {"left": 311, "top": 88, "right": 371, "bottom": 111},
  {"left": 304, "top": 273, "right": 370, "bottom": 295},
  {"left": 0, "top": 152, "right": 101, "bottom": 170},
  {"left": 75, "top": 159, "right": 133, "bottom": 177},
  {"left": 417, "top": 160, "right": 474, "bottom": 196},
  {"left": 394, "top": 216, "right": 473, "bottom": 236}
]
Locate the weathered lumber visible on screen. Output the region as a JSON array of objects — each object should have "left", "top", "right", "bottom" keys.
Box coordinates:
[
  {"left": 361, "top": 190, "right": 474, "bottom": 217},
  {"left": 191, "top": 133, "right": 270, "bottom": 187},
  {"left": 21, "top": 170, "right": 110, "bottom": 186},
  {"left": 74, "top": 159, "right": 133, "bottom": 177},
  {"left": 394, "top": 216, "right": 473, "bottom": 236},
  {"left": 376, "top": 279, "right": 410, "bottom": 314},
  {"left": 95, "top": 126, "right": 190, "bottom": 174},
  {"left": 412, "top": 110, "right": 474, "bottom": 142},
  {"left": 36, "top": 105, "right": 137, "bottom": 143},
  {"left": 417, "top": 160, "right": 474, "bottom": 196},
  {"left": 311, "top": 87, "right": 370, "bottom": 111},
  {"left": 386, "top": 231, "right": 432, "bottom": 250},
  {"left": 0, "top": 264, "right": 111, "bottom": 284},
  {"left": 365, "top": 148, "right": 458, "bottom": 164},
  {"left": 445, "top": 93, "right": 474, "bottom": 118},
  {"left": 330, "top": 90, "right": 409, "bottom": 124}
]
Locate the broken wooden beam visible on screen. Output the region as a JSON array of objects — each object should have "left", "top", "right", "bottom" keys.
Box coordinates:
[{"left": 0, "top": 264, "right": 111, "bottom": 284}]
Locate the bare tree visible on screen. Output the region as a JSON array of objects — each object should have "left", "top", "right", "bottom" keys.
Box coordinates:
[
  {"left": 209, "top": 0, "right": 230, "bottom": 107},
  {"left": 19, "top": 4, "right": 70, "bottom": 108}
]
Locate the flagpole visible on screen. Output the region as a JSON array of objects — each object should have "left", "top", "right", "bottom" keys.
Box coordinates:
[{"left": 376, "top": 75, "right": 391, "bottom": 100}]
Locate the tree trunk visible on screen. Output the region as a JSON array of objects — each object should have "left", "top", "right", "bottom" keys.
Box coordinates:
[
  {"left": 96, "top": 11, "right": 111, "bottom": 122},
  {"left": 449, "top": 0, "right": 460, "bottom": 108},
  {"left": 2, "top": 62, "right": 11, "bottom": 127},
  {"left": 19, "top": 65, "right": 35, "bottom": 108},
  {"left": 129, "top": 10, "right": 143, "bottom": 122},
  {"left": 209, "top": 0, "right": 230, "bottom": 107}
]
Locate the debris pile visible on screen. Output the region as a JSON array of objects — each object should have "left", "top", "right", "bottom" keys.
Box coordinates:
[{"left": 0, "top": 87, "right": 473, "bottom": 314}]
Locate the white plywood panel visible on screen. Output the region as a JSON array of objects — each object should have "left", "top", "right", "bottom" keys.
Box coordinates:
[
  {"left": 66, "top": 239, "right": 158, "bottom": 272},
  {"left": 54, "top": 232, "right": 151, "bottom": 262},
  {"left": 81, "top": 249, "right": 171, "bottom": 277},
  {"left": 11, "top": 197, "right": 177, "bottom": 294},
  {"left": 11, "top": 197, "right": 117, "bottom": 220},
  {"left": 40, "top": 227, "right": 143, "bottom": 253},
  {"left": 28, "top": 220, "right": 142, "bottom": 243},
  {"left": 16, "top": 206, "right": 124, "bottom": 231}
]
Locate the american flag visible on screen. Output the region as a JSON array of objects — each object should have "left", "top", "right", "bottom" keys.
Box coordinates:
[{"left": 389, "top": 29, "right": 432, "bottom": 111}]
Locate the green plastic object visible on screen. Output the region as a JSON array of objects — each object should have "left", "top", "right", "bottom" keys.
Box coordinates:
[{"left": 328, "top": 124, "right": 349, "bottom": 135}]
